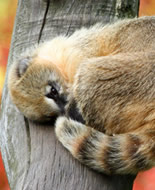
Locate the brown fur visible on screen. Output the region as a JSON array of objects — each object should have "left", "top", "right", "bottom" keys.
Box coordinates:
[{"left": 8, "top": 16, "right": 155, "bottom": 174}]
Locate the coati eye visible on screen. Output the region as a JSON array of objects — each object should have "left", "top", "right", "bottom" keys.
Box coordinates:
[
  {"left": 46, "top": 85, "right": 59, "bottom": 99},
  {"left": 46, "top": 81, "right": 60, "bottom": 100},
  {"left": 51, "top": 86, "right": 58, "bottom": 96}
]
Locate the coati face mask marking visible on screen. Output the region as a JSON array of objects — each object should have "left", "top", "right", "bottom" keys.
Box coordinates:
[{"left": 9, "top": 56, "right": 68, "bottom": 122}]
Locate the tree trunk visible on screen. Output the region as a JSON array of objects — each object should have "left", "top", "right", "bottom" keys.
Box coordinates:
[{"left": 0, "top": 0, "right": 139, "bottom": 189}]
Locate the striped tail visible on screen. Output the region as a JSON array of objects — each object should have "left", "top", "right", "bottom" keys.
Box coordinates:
[{"left": 55, "top": 117, "right": 155, "bottom": 175}]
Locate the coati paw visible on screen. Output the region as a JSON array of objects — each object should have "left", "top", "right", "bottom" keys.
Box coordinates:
[
  {"left": 55, "top": 116, "right": 69, "bottom": 137},
  {"left": 55, "top": 116, "right": 90, "bottom": 155}
]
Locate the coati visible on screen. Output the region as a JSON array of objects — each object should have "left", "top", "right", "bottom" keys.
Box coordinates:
[{"left": 8, "top": 16, "right": 155, "bottom": 174}]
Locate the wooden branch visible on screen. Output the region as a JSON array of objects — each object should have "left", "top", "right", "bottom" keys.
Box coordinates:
[{"left": 0, "top": 0, "right": 139, "bottom": 189}]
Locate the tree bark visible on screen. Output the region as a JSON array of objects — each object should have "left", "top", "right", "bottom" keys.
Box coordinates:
[{"left": 0, "top": 0, "right": 139, "bottom": 189}]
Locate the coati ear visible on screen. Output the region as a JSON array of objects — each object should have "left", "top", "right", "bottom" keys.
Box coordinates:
[{"left": 17, "top": 57, "right": 30, "bottom": 77}]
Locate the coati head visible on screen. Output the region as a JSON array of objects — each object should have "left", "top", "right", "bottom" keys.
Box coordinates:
[
  {"left": 8, "top": 54, "right": 69, "bottom": 122},
  {"left": 8, "top": 35, "right": 89, "bottom": 122}
]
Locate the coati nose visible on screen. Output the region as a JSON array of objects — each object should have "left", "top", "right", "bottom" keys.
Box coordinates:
[
  {"left": 57, "top": 94, "right": 68, "bottom": 114},
  {"left": 66, "top": 99, "right": 85, "bottom": 124},
  {"left": 60, "top": 94, "right": 68, "bottom": 105}
]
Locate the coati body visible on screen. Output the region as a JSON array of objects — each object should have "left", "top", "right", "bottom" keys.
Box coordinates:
[
  {"left": 8, "top": 16, "right": 155, "bottom": 174},
  {"left": 56, "top": 51, "right": 155, "bottom": 174}
]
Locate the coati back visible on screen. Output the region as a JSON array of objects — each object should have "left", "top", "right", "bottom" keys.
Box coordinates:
[{"left": 8, "top": 16, "right": 155, "bottom": 174}]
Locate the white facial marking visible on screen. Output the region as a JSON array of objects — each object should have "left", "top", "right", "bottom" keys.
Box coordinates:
[
  {"left": 45, "top": 97, "right": 60, "bottom": 113},
  {"left": 49, "top": 72, "right": 59, "bottom": 82},
  {"left": 45, "top": 85, "right": 51, "bottom": 94}
]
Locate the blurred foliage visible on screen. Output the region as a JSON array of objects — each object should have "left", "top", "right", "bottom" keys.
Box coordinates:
[
  {"left": 0, "top": 153, "right": 10, "bottom": 190},
  {"left": 0, "top": 0, "right": 155, "bottom": 190},
  {"left": 139, "top": 0, "right": 155, "bottom": 16},
  {"left": 0, "top": 0, "right": 17, "bottom": 104},
  {"left": 134, "top": 168, "right": 155, "bottom": 190},
  {"left": 0, "top": 1, "right": 17, "bottom": 190}
]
